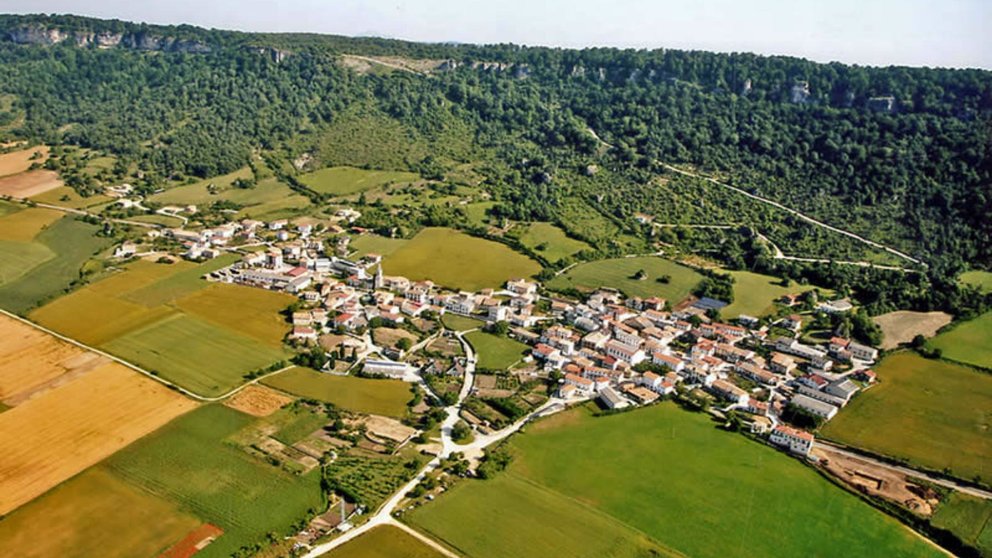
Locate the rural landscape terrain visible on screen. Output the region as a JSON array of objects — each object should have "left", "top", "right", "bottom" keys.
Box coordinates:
[{"left": 0, "top": 11, "right": 990, "bottom": 558}]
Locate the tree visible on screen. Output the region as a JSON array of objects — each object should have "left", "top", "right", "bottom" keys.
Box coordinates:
[
  {"left": 451, "top": 421, "right": 472, "bottom": 443},
  {"left": 397, "top": 337, "right": 413, "bottom": 351}
]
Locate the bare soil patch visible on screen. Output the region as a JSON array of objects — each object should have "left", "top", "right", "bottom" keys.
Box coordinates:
[
  {"left": 0, "top": 146, "right": 48, "bottom": 177},
  {"left": 224, "top": 384, "right": 293, "bottom": 417},
  {"left": 873, "top": 311, "right": 953, "bottom": 350},
  {"left": 0, "top": 315, "right": 94, "bottom": 403},
  {"left": 363, "top": 414, "right": 417, "bottom": 444},
  {"left": 813, "top": 445, "right": 940, "bottom": 516},
  {"left": 158, "top": 523, "right": 224, "bottom": 558},
  {"left": 0, "top": 360, "right": 197, "bottom": 515},
  {"left": 0, "top": 170, "right": 63, "bottom": 198}
]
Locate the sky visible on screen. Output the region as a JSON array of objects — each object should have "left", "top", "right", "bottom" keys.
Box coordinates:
[{"left": 1, "top": 0, "right": 989, "bottom": 69}]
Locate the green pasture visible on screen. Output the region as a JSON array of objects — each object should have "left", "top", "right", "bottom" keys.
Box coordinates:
[
  {"left": 547, "top": 256, "right": 701, "bottom": 301},
  {"left": 263, "top": 367, "right": 412, "bottom": 417}
]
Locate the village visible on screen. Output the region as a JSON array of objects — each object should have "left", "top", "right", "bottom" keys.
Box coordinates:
[{"left": 118, "top": 210, "right": 884, "bottom": 465}]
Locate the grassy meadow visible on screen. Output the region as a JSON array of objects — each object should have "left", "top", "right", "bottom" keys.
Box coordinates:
[
  {"left": 0, "top": 216, "right": 111, "bottom": 314},
  {"left": 959, "top": 270, "right": 992, "bottom": 294},
  {"left": 383, "top": 227, "right": 541, "bottom": 291},
  {"left": 150, "top": 169, "right": 310, "bottom": 220},
  {"left": 319, "top": 525, "right": 448, "bottom": 558},
  {"left": 821, "top": 352, "right": 992, "bottom": 482},
  {"left": 107, "top": 405, "right": 324, "bottom": 558},
  {"left": 516, "top": 222, "right": 591, "bottom": 263},
  {"left": 722, "top": 270, "right": 829, "bottom": 318},
  {"left": 0, "top": 467, "right": 199, "bottom": 558},
  {"left": 299, "top": 166, "right": 418, "bottom": 196},
  {"left": 350, "top": 234, "right": 409, "bottom": 257},
  {"left": 931, "top": 493, "right": 992, "bottom": 556},
  {"left": 464, "top": 331, "right": 528, "bottom": 370},
  {"left": 408, "top": 403, "right": 943, "bottom": 558},
  {"left": 31, "top": 257, "right": 292, "bottom": 397},
  {"left": 263, "top": 367, "right": 412, "bottom": 417},
  {"left": 927, "top": 311, "right": 992, "bottom": 369},
  {"left": 548, "top": 256, "right": 702, "bottom": 300},
  {"left": 441, "top": 313, "right": 484, "bottom": 332}
]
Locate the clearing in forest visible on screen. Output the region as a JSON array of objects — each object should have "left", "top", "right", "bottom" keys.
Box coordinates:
[
  {"left": 548, "top": 256, "right": 701, "bottom": 300},
  {"left": 872, "top": 310, "right": 952, "bottom": 350}
]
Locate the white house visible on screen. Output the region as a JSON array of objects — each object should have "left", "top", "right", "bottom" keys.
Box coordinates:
[{"left": 770, "top": 424, "right": 814, "bottom": 456}]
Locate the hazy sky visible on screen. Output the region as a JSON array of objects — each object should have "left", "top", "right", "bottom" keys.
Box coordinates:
[{"left": 1, "top": 0, "right": 989, "bottom": 69}]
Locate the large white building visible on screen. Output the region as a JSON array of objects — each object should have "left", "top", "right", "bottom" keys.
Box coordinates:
[{"left": 770, "top": 424, "right": 814, "bottom": 456}]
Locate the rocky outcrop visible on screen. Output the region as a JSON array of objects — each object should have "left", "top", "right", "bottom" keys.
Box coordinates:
[
  {"left": 243, "top": 45, "right": 292, "bottom": 63},
  {"left": 4, "top": 25, "right": 211, "bottom": 53}
]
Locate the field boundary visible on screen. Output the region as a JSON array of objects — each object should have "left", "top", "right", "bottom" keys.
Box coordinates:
[{"left": 0, "top": 307, "right": 288, "bottom": 402}]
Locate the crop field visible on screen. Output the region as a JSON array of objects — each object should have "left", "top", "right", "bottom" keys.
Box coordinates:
[
  {"left": 105, "top": 313, "right": 289, "bottom": 397},
  {"left": 319, "top": 525, "right": 448, "bottom": 558},
  {"left": 0, "top": 217, "right": 111, "bottom": 314},
  {"left": 0, "top": 314, "right": 100, "bottom": 404},
  {"left": 383, "top": 227, "right": 541, "bottom": 291},
  {"left": 931, "top": 493, "right": 992, "bottom": 556},
  {"left": 0, "top": 145, "right": 47, "bottom": 177},
  {"left": 927, "top": 311, "right": 992, "bottom": 369},
  {"left": 0, "top": 170, "right": 63, "bottom": 198},
  {"left": 263, "top": 367, "right": 412, "bottom": 417},
  {"left": 224, "top": 385, "right": 294, "bottom": 417},
  {"left": 0, "top": 360, "right": 197, "bottom": 515},
  {"left": 31, "top": 256, "right": 289, "bottom": 397},
  {"left": 350, "top": 234, "right": 409, "bottom": 257},
  {"left": 0, "top": 467, "right": 200, "bottom": 558},
  {"left": 299, "top": 166, "right": 418, "bottom": 196},
  {"left": 516, "top": 222, "right": 591, "bottom": 263},
  {"left": 107, "top": 404, "right": 324, "bottom": 558},
  {"left": 465, "top": 331, "right": 528, "bottom": 370},
  {"left": 0, "top": 207, "right": 64, "bottom": 241},
  {"left": 0, "top": 239, "right": 53, "bottom": 286},
  {"left": 722, "top": 270, "right": 830, "bottom": 318},
  {"left": 872, "top": 311, "right": 953, "bottom": 350},
  {"left": 821, "top": 352, "right": 992, "bottom": 481},
  {"left": 548, "top": 256, "right": 702, "bottom": 300},
  {"left": 960, "top": 270, "right": 992, "bottom": 294},
  {"left": 441, "top": 313, "right": 484, "bottom": 332},
  {"left": 408, "top": 403, "right": 942, "bottom": 558},
  {"left": 175, "top": 283, "right": 294, "bottom": 347}
]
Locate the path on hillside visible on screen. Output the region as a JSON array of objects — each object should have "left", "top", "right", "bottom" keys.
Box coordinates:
[
  {"left": 341, "top": 54, "right": 425, "bottom": 75},
  {"left": 302, "top": 330, "right": 568, "bottom": 558},
  {"left": 659, "top": 164, "right": 925, "bottom": 267},
  {"left": 29, "top": 201, "right": 165, "bottom": 229},
  {"left": 816, "top": 441, "right": 992, "bottom": 500},
  {"left": 0, "top": 307, "right": 291, "bottom": 403}
]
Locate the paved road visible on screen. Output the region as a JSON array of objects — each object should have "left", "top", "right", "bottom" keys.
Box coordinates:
[
  {"left": 816, "top": 441, "right": 992, "bottom": 500},
  {"left": 659, "top": 164, "right": 925, "bottom": 267}
]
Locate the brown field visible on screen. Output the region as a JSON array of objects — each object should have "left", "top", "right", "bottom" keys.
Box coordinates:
[
  {"left": 0, "top": 146, "right": 49, "bottom": 177},
  {"left": 158, "top": 524, "right": 225, "bottom": 558},
  {"left": 873, "top": 311, "right": 953, "bottom": 350},
  {"left": 0, "top": 207, "right": 65, "bottom": 241},
  {"left": 224, "top": 385, "right": 293, "bottom": 417},
  {"left": 0, "top": 362, "right": 197, "bottom": 515},
  {"left": 0, "top": 170, "right": 63, "bottom": 198},
  {"left": 0, "top": 315, "right": 98, "bottom": 404}
]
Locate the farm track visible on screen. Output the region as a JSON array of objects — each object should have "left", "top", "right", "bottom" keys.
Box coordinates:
[
  {"left": 659, "top": 164, "right": 925, "bottom": 267},
  {"left": 0, "top": 307, "right": 289, "bottom": 402},
  {"left": 30, "top": 200, "right": 164, "bottom": 229}
]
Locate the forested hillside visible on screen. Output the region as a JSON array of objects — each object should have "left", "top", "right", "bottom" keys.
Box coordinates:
[{"left": 0, "top": 14, "right": 989, "bottom": 285}]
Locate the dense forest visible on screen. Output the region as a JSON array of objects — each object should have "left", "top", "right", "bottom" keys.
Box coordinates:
[{"left": 0, "top": 14, "right": 989, "bottom": 293}]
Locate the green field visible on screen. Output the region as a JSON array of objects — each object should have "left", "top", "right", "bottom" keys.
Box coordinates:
[
  {"left": 960, "top": 270, "right": 992, "bottom": 294},
  {"left": 547, "top": 256, "right": 702, "bottom": 301},
  {"left": 408, "top": 404, "right": 943, "bottom": 558},
  {"left": 107, "top": 405, "right": 324, "bottom": 558},
  {"left": 0, "top": 467, "right": 199, "bottom": 558},
  {"left": 350, "top": 234, "right": 409, "bottom": 257},
  {"left": 383, "top": 227, "right": 541, "bottom": 291},
  {"left": 931, "top": 493, "right": 992, "bottom": 556},
  {"left": 150, "top": 169, "right": 310, "bottom": 219},
  {"left": 105, "top": 313, "right": 289, "bottom": 397},
  {"left": 263, "top": 367, "right": 412, "bottom": 417},
  {"left": 441, "top": 313, "right": 484, "bottom": 332},
  {"left": 319, "top": 525, "right": 447, "bottom": 558},
  {"left": 0, "top": 217, "right": 111, "bottom": 314},
  {"left": 722, "top": 270, "right": 829, "bottom": 318},
  {"left": 465, "top": 331, "right": 528, "bottom": 370},
  {"left": 516, "top": 222, "right": 591, "bottom": 263},
  {"left": 299, "top": 166, "right": 418, "bottom": 196},
  {"left": 0, "top": 239, "right": 53, "bottom": 285},
  {"left": 927, "top": 311, "right": 992, "bottom": 369},
  {"left": 821, "top": 352, "right": 992, "bottom": 482}
]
